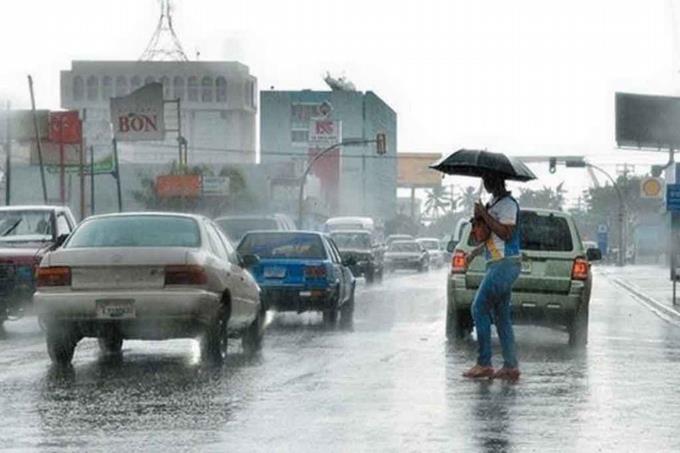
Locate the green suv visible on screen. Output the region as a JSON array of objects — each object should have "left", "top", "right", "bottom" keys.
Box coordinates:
[{"left": 445, "top": 208, "right": 601, "bottom": 348}]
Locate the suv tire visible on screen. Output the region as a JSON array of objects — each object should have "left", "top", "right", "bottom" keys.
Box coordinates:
[
  {"left": 446, "top": 305, "right": 473, "bottom": 340},
  {"left": 568, "top": 301, "right": 589, "bottom": 349},
  {"left": 365, "top": 266, "right": 375, "bottom": 284}
]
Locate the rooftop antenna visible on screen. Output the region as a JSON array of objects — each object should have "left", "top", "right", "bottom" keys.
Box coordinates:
[{"left": 139, "top": 0, "right": 189, "bottom": 61}]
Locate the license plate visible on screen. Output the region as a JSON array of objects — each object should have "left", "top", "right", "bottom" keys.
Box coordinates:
[
  {"left": 264, "top": 267, "right": 286, "bottom": 279},
  {"left": 521, "top": 260, "right": 532, "bottom": 274},
  {"left": 96, "top": 299, "right": 135, "bottom": 319}
]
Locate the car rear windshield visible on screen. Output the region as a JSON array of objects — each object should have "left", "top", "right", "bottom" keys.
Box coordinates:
[
  {"left": 67, "top": 216, "right": 200, "bottom": 248},
  {"left": 520, "top": 212, "right": 573, "bottom": 251},
  {"left": 389, "top": 242, "right": 419, "bottom": 252},
  {"left": 465, "top": 212, "right": 574, "bottom": 251},
  {"left": 331, "top": 232, "right": 371, "bottom": 249},
  {"left": 238, "top": 233, "right": 327, "bottom": 259},
  {"left": 419, "top": 240, "right": 440, "bottom": 250},
  {"left": 216, "top": 217, "right": 278, "bottom": 241},
  {"left": 0, "top": 210, "right": 53, "bottom": 241}
]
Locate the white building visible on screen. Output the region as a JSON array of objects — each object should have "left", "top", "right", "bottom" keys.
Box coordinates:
[{"left": 60, "top": 60, "right": 257, "bottom": 164}]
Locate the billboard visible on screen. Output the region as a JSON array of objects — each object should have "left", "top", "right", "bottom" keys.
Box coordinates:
[
  {"left": 398, "top": 153, "right": 442, "bottom": 187},
  {"left": 48, "top": 111, "right": 81, "bottom": 144},
  {"left": 110, "top": 82, "right": 165, "bottom": 141},
  {"left": 155, "top": 174, "right": 201, "bottom": 198},
  {"left": 308, "top": 119, "right": 341, "bottom": 146},
  {"left": 615, "top": 92, "right": 680, "bottom": 149}
]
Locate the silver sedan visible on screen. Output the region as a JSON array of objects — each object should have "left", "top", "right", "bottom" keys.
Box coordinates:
[{"left": 34, "top": 212, "right": 263, "bottom": 366}]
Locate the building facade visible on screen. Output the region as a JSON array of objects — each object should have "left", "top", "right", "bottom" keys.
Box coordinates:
[
  {"left": 260, "top": 90, "right": 397, "bottom": 223},
  {"left": 60, "top": 60, "right": 257, "bottom": 165}
]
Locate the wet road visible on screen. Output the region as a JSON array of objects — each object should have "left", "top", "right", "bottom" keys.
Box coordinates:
[{"left": 1, "top": 267, "right": 680, "bottom": 451}]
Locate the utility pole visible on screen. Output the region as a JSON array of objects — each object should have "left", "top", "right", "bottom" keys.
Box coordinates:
[
  {"left": 4, "top": 101, "right": 11, "bottom": 205},
  {"left": 28, "top": 75, "right": 48, "bottom": 203}
]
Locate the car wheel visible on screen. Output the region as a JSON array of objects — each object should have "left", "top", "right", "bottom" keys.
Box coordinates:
[
  {"left": 98, "top": 334, "right": 123, "bottom": 355},
  {"left": 365, "top": 267, "right": 375, "bottom": 284},
  {"left": 242, "top": 305, "right": 265, "bottom": 355},
  {"left": 202, "top": 303, "right": 229, "bottom": 364},
  {"left": 568, "top": 300, "right": 589, "bottom": 349},
  {"left": 339, "top": 290, "right": 355, "bottom": 330},
  {"left": 446, "top": 303, "right": 472, "bottom": 341},
  {"left": 322, "top": 309, "right": 338, "bottom": 326},
  {"left": 46, "top": 323, "right": 78, "bottom": 366}
]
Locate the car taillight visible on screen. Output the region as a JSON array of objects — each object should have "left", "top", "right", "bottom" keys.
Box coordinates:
[
  {"left": 304, "top": 265, "right": 327, "bottom": 279},
  {"left": 164, "top": 265, "right": 208, "bottom": 285},
  {"left": 36, "top": 266, "right": 71, "bottom": 287},
  {"left": 571, "top": 258, "right": 589, "bottom": 280},
  {"left": 451, "top": 251, "right": 467, "bottom": 274}
]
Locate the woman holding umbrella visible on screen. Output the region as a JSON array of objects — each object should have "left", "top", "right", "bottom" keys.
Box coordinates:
[{"left": 430, "top": 149, "right": 536, "bottom": 381}]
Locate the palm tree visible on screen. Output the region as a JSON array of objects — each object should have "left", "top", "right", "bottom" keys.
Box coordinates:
[
  {"left": 461, "top": 186, "right": 478, "bottom": 215},
  {"left": 423, "top": 186, "right": 454, "bottom": 220}
]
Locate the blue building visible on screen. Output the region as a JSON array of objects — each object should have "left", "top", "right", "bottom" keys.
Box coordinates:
[{"left": 260, "top": 89, "right": 397, "bottom": 223}]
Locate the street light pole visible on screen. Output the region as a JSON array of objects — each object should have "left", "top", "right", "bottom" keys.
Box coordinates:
[
  {"left": 586, "top": 163, "right": 626, "bottom": 267},
  {"left": 297, "top": 138, "right": 378, "bottom": 228}
]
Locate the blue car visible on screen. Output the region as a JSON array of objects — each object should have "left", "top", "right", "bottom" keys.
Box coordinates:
[{"left": 237, "top": 231, "right": 356, "bottom": 326}]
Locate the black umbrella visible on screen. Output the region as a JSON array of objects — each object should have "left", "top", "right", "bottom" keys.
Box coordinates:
[{"left": 429, "top": 149, "right": 537, "bottom": 182}]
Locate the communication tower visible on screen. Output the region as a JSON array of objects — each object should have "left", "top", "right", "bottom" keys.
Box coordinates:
[{"left": 139, "top": 0, "right": 189, "bottom": 61}]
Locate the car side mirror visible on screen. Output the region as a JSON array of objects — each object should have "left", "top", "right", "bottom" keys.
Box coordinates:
[
  {"left": 446, "top": 240, "right": 458, "bottom": 253},
  {"left": 343, "top": 256, "right": 357, "bottom": 267},
  {"left": 586, "top": 248, "right": 602, "bottom": 262},
  {"left": 240, "top": 254, "right": 260, "bottom": 268}
]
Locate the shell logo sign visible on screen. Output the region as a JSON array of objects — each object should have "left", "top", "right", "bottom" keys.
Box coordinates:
[{"left": 641, "top": 177, "right": 664, "bottom": 199}]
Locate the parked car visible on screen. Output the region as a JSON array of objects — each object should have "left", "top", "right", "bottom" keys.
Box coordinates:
[
  {"left": 237, "top": 231, "right": 356, "bottom": 327},
  {"left": 34, "top": 213, "right": 264, "bottom": 365},
  {"left": 386, "top": 234, "right": 414, "bottom": 247},
  {"left": 215, "top": 213, "right": 295, "bottom": 243},
  {"left": 416, "top": 238, "right": 445, "bottom": 268},
  {"left": 384, "top": 240, "right": 429, "bottom": 273},
  {"left": 0, "top": 205, "right": 77, "bottom": 326},
  {"left": 329, "top": 230, "right": 384, "bottom": 284},
  {"left": 446, "top": 208, "right": 601, "bottom": 347}
]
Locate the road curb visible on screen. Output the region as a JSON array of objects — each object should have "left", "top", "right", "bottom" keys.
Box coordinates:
[{"left": 609, "top": 276, "right": 680, "bottom": 326}]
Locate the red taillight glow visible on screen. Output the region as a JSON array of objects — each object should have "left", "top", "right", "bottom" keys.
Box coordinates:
[
  {"left": 304, "top": 265, "right": 327, "bottom": 279},
  {"left": 572, "top": 258, "right": 589, "bottom": 280},
  {"left": 164, "top": 265, "right": 208, "bottom": 285},
  {"left": 36, "top": 266, "right": 71, "bottom": 287},
  {"left": 451, "top": 251, "right": 468, "bottom": 274}
]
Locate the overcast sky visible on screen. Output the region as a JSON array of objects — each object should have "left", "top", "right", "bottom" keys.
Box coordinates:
[{"left": 1, "top": 0, "right": 679, "bottom": 195}]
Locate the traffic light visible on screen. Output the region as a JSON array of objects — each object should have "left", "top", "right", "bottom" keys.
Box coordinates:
[
  {"left": 376, "top": 133, "right": 387, "bottom": 155},
  {"left": 549, "top": 157, "right": 557, "bottom": 174}
]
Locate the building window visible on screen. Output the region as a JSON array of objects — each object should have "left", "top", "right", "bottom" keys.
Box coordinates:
[
  {"left": 187, "top": 76, "right": 198, "bottom": 101},
  {"left": 159, "top": 76, "right": 170, "bottom": 98},
  {"left": 201, "top": 76, "right": 213, "bottom": 102},
  {"left": 115, "top": 76, "right": 128, "bottom": 96},
  {"left": 73, "top": 76, "right": 84, "bottom": 101},
  {"left": 101, "top": 76, "right": 113, "bottom": 100},
  {"left": 130, "top": 75, "right": 142, "bottom": 91},
  {"left": 291, "top": 103, "right": 321, "bottom": 129},
  {"left": 215, "top": 76, "right": 227, "bottom": 103},
  {"left": 86, "top": 76, "right": 99, "bottom": 101},
  {"left": 246, "top": 80, "right": 256, "bottom": 108},
  {"left": 291, "top": 130, "right": 309, "bottom": 143},
  {"left": 144, "top": 76, "right": 155, "bottom": 86},
  {"left": 173, "top": 76, "right": 184, "bottom": 100}
]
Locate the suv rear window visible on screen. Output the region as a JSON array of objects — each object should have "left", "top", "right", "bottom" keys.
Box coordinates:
[
  {"left": 466, "top": 211, "right": 574, "bottom": 252},
  {"left": 519, "top": 212, "right": 573, "bottom": 251},
  {"left": 238, "top": 232, "right": 327, "bottom": 259}
]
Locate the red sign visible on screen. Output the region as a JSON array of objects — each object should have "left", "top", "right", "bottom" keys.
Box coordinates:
[
  {"left": 48, "top": 111, "right": 81, "bottom": 144},
  {"left": 155, "top": 175, "right": 202, "bottom": 198}
]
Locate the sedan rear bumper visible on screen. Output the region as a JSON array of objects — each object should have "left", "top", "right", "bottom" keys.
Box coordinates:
[
  {"left": 260, "top": 286, "right": 337, "bottom": 312},
  {"left": 35, "top": 289, "right": 222, "bottom": 339}
]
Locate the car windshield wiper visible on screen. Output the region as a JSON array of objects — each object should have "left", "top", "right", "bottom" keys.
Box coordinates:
[{"left": 1, "top": 219, "right": 22, "bottom": 237}]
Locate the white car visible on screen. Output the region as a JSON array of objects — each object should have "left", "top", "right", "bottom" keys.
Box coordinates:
[
  {"left": 34, "top": 212, "right": 263, "bottom": 366},
  {"left": 416, "top": 238, "right": 445, "bottom": 268}
]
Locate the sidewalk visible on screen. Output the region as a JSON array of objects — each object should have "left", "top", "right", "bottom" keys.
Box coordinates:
[{"left": 599, "top": 264, "right": 680, "bottom": 323}]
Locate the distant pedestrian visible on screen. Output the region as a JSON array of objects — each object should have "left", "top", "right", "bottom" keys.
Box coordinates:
[{"left": 462, "top": 172, "right": 522, "bottom": 381}]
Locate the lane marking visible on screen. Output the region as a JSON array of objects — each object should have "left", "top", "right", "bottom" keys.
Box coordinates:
[{"left": 608, "top": 276, "right": 680, "bottom": 327}]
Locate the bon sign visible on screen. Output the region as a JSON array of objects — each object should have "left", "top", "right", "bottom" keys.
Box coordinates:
[{"left": 110, "top": 82, "right": 165, "bottom": 142}]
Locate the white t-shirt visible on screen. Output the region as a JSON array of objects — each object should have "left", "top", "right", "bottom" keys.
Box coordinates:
[{"left": 485, "top": 195, "right": 518, "bottom": 261}]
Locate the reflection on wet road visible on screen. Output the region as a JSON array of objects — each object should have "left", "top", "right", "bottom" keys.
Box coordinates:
[{"left": 1, "top": 268, "right": 680, "bottom": 451}]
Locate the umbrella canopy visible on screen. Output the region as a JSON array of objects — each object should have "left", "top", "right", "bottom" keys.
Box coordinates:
[{"left": 429, "top": 149, "right": 537, "bottom": 182}]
